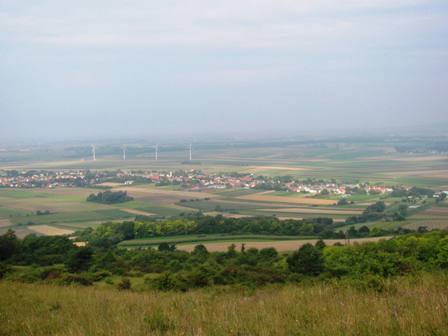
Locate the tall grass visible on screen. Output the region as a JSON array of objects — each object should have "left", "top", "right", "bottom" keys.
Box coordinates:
[{"left": 1, "top": 274, "right": 448, "bottom": 335}]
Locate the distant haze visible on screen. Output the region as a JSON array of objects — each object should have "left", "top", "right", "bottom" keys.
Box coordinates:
[{"left": 1, "top": 0, "right": 447, "bottom": 140}]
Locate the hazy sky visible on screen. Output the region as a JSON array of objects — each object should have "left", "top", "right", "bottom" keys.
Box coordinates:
[{"left": 1, "top": 0, "right": 447, "bottom": 139}]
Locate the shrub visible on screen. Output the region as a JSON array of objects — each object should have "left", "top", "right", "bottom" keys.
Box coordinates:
[
  {"left": 91, "top": 271, "right": 112, "bottom": 282},
  {"left": 287, "top": 244, "right": 323, "bottom": 276},
  {"left": 0, "top": 263, "right": 11, "bottom": 278},
  {"left": 150, "top": 272, "right": 185, "bottom": 291},
  {"left": 117, "top": 278, "right": 131, "bottom": 290},
  {"left": 60, "top": 274, "right": 93, "bottom": 286},
  {"left": 40, "top": 266, "right": 64, "bottom": 280}
]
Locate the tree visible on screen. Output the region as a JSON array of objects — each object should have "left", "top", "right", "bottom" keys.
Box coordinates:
[
  {"left": 287, "top": 244, "right": 323, "bottom": 276},
  {"left": 417, "top": 226, "right": 428, "bottom": 234},
  {"left": 347, "top": 226, "right": 358, "bottom": 238},
  {"left": 315, "top": 239, "right": 326, "bottom": 250},
  {"left": 192, "top": 244, "right": 208, "bottom": 257},
  {"left": 65, "top": 247, "right": 93, "bottom": 273},
  {"left": 358, "top": 226, "right": 370, "bottom": 235},
  {"left": 158, "top": 243, "right": 176, "bottom": 252},
  {"left": 320, "top": 189, "right": 330, "bottom": 195},
  {"left": 87, "top": 191, "right": 133, "bottom": 204},
  {"left": 0, "top": 230, "right": 20, "bottom": 261},
  {"left": 364, "top": 201, "right": 386, "bottom": 214},
  {"left": 337, "top": 198, "right": 349, "bottom": 206}
]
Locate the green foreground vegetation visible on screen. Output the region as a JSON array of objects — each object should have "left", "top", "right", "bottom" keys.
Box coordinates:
[{"left": 2, "top": 227, "right": 448, "bottom": 291}]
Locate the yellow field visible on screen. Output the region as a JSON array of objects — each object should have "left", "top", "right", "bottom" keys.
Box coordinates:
[
  {"left": 0, "top": 218, "right": 12, "bottom": 228},
  {"left": 238, "top": 192, "right": 336, "bottom": 206},
  {"left": 114, "top": 186, "right": 218, "bottom": 204},
  {"left": 28, "top": 225, "right": 74, "bottom": 236},
  {"left": 120, "top": 208, "right": 155, "bottom": 217},
  {"left": 248, "top": 165, "right": 310, "bottom": 172},
  {"left": 177, "top": 236, "right": 391, "bottom": 252},
  {"left": 203, "top": 212, "right": 251, "bottom": 218},
  {"left": 383, "top": 169, "right": 448, "bottom": 179},
  {"left": 257, "top": 207, "right": 361, "bottom": 215}
]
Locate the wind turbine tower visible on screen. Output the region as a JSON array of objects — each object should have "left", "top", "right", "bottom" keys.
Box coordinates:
[
  {"left": 122, "top": 146, "right": 126, "bottom": 161},
  {"left": 91, "top": 145, "right": 96, "bottom": 161},
  {"left": 155, "top": 144, "right": 159, "bottom": 161},
  {"left": 189, "top": 143, "right": 192, "bottom": 161}
]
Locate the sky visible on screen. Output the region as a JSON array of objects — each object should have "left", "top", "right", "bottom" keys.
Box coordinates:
[{"left": 1, "top": 0, "right": 447, "bottom": 140}]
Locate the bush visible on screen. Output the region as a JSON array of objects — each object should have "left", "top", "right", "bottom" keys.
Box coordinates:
[
  {"left": 87, "top": 191, "right": 133, "bottom": 204},
  {"left": 117, "top": 278, "right": 131, "bottom": 290},
  {"left": 0, "top": 263, "right": 11, "bottom": 278},
  {"left": 40, "top": 266, "right": 64, "bottom": 280},
  {"left": 287, "top": 244, "right": 323, "bottom": 276},
  {"left": 60, "top": 274, "right": 93, "bottom": 286},
  {"left": 150, "top": 272, "right": 185, "bottom": 291},
  {"left": 10, "top": 267, "right": 44, "bottom": 283},
  {"left": 65, "top": 247, "right": 93, "bottom": 273},
  {"left": 91, "top": 271, "right": 112, "bottom": 282}
]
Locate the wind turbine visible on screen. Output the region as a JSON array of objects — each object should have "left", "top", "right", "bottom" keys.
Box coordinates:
[
  {"left": 91, "top": 145, "right": 96, "bottom": 161},
  {"left": 155, "top": 144, "right": 159, "bottom": 161},
  {"left": 122, "top": 145, "right": 126, "bottom": 161},
  {"left": 189, "top": 143, "right": 192, "bottom": 161}
]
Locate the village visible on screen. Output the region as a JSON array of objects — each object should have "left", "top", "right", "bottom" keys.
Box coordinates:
[{"left": 0, "top": 168, "right": 394, "bottom": 196}]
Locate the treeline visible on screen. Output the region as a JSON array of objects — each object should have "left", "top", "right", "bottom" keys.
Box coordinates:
[
  {"left": 391, "top": 186, "right": 435, "bottom": 198},
  {"left": 1, "top": 230, "right": 448, "bottom": 291},
  {"left": 87, "top": 191, "right": 133, "bottom": 204},
  {"left": 76, "top": 214, "right": 411, "bottom": 248},
  {"left": 345, "top": 201, "right": 408, "bottom": 224},
  {"left": 76, "top": 215, "right": 336, "bottom": 248}
]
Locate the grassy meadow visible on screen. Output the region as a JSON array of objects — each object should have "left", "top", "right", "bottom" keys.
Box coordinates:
[{"left": 1, "top": 274, "right": 447, "bottom": 335}]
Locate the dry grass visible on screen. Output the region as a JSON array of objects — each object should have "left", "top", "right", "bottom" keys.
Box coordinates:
[
  {"left": 383, "top": 170, "right": 448, "bottom": 178},
  {"left": 248, "top": 165, "right": 310, "bottom": 172},
  {"left": 120, "top": 208, "right": 155, "bottom": 217},
  {"left": 256, "top": 207, "right": 361, "bottom": 215},
  {"left": 177, "top": 237, "right": 392, "bottom": 252},
  {"left": 1, "top": 274, "right": 447, "bottom": 335},
  {"left": 0, "top": 218, "right": 12, "bottom": 228},
  {"left": 114, "top": 186, "right": 218, "bottom": 204},
  {"left": 28, "top": 225, "right": 74, "bottom": 236},
  {"left": 203, "top": 212, "right": 252, "bottom": 218},
  {"left": 238, "top": 192, "right": 336, "bottom": 206},
  {"left": 415, "top": 207, "right": 448, "bottom": 216}
]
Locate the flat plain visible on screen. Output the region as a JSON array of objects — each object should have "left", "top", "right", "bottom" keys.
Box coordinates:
[{"left": 1, "top": 141, "right": 447, "bottom": 244}]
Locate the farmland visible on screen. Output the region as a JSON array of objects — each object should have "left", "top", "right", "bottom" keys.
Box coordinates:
[
  {"left": 118, "top": 234, "right": 390, "bottom": 252},
  {"left": 0, "top": 138, "right": 447, "bottom": 246},
  {"left": 173, "top": 236, "right": 390, "bottom": 252}
]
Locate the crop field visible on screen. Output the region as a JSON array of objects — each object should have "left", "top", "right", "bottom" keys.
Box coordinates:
[
  {"left": 1, "top": 179, "right": 445, "bottom": 236},
  {"left": 119, "top": 234, "right": 315, "bottom": 248},
  {"left": 256, "top": 207, "right": 361, "bottom": 215},
  {"left": 175, "top": 236, "right": 391, "bottom": 252},
  {"left": 1, "top": 141, "right": 447, "bottom": 237},
  {"left": 237, "top": 192, "right": 337, "bottom": 205},
  {"left": 28, "top": 225, "right": 75, "bottom": 236},
  {"left": 2, "top": 142, "right": 448, "bottom": 186},
  {"left": 118, "top": 234, "right": 391, "bottom": 252}
]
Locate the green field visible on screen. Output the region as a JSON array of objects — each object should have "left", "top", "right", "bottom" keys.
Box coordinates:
[{"left": 119, "top": 234, "right": 316, "bottom": 248}]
